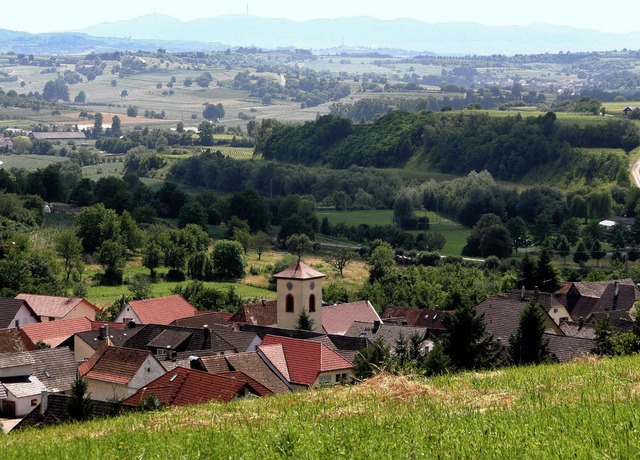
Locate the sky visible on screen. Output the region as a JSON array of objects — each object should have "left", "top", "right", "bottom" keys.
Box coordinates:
[{"left": 3, "top": 1, "right": 639, "bottom": 35}]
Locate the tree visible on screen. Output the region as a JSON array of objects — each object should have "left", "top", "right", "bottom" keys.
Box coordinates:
[
  {"left": 11, "top": 136, "right": 32, "bottom": 154},
  {"left": 442, "top": 305, "right": 495, "bottom": 371},
  {"left": 75, "top": 203, "right": 120, "bottom": 253},
  {"left": 127, "top": 106, "right": 138, "bottom": 117},
  {"left": 119, "top": 210, "right": 143, "bottom": 252},
  {"left": 96, "top": 239, "right": 126, "bottom": 284},
  {"left": 508, "top": 301, "right": 550, "bottom": 365},
  {"left": 392, "top": 195, "right": 414, "bottom": 230},
  {"left": 507, "top": 216, "right": 530, "bottom": 252},
  {"left": 534, "top": 247, "right": 560, "bottom": 292},
  {"left": 111, "top": 115, "right": 122, "bottom": 137},
  {"left": 42, "top": 78, "right": 70, "bottom": 101},
  {"left": 559, "top": 217, "right": 581, "bottom": 246},
  {"left": 67, "top": 376, "right": 94, "bottom": 421},
  {"left": 120, "top": 89, "right": 128, "bottom": 98},
  {"left": 93, "top": 112, "right": 103, "bottom": 139},
  {"left": 55, "top": 230, "right": 83, "bottom": 281},
  {"left": 74, "top": 91, "right": 86, "bottom": 103},
  {"left": 142, "top": 239, "right": 163, "bottom": 279},
  {"left": 232, "top": 227, "right": 252, "bottom": 255},
  {"left": 198, "top": 121, "right": 215, "bottom": 146},
  {"left": 573, "top": 240, "right": 590, "bottom": 264},
  {"left": 178, "top": 201, "right": 208, "bottom": 230},
  {"left": 127, "top": 274, "right": 152, "bottom": 300},
  {"left": 367, "top": 240, "right": 395, "bottom": 284},
  {"left": 203, "top": 103, "right": 225, "bottom": 121},
  {"left": 295, "top": 308, "right": 315, "bottom": 331},
  {"left": 593, "top": 316, "right": 614, "bottom": 356},
  {"left": 554, "top": 234, "right": 572, "bottom": 265},
  {"left": 325, "top": 247, "right": 355, "bottom": 276},
  {"left": 285, "top": 233, "right": 313, "bottom": 260},
  {"left": 211, "top": 240, "right": 246, "bottom": 279},
  {"left": 354, "top": 338, "right": 390, "bottom": 379},
  {"left": 250, "top": 231, "right": 271, "bottom": 260}
]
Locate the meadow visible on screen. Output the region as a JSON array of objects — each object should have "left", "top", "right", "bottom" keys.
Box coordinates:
[{"left": 4, "top": 355, "right": 640, "bottom": 458}]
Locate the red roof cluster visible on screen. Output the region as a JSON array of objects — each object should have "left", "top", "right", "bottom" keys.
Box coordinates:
[
  {"left": 127, "top": 295, "right": 198, "bottom": 325},
  {"left": 20, "top": 317, "right": 124, "bottom": 347},
  {"left": 322, "top": 301, "right": 382, "bottom": 335},
  {"left": 16, "top": 294, "right": 99, "bottom": 319}
]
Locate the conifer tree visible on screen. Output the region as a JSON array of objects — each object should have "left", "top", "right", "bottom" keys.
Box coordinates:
[
  {"left": 509, "top": 301, "right": 550, "bottom": 365},
  {"left": 295, "top": 308, "right": 314, "bottom": 331}
]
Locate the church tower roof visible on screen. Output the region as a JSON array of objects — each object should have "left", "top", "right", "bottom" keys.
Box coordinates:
[{"left": 273, "top": 261, "right": 326, "bottom": 280}]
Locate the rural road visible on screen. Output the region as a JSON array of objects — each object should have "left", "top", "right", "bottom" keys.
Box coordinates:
[{"left": 632, "top": 158, "right": 640, "bottom": 188}]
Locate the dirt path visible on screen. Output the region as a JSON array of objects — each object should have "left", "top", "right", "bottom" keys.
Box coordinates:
[{"left": 631, "top": 158, "right": 640, "bottom": 187}]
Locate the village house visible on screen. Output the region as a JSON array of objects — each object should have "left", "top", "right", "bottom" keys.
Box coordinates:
[
  {"left": 29, "top": 347, "right": 77, "bottom": 396},
  {"left": 16, "top": 294, "right": 100, "bottom": 322},
  {"left": 78, "top": 344, "right": 166, "bottom": 402},
  {"left": 345, "top": 320, "right": 430, "bottom": 355},
  {"left": 73, "top": 323, "right": 139, "bottom": 362},
  {"left": 28, "top": 131, "right": 86, "bottom": 142},
  {"left": 0, "top": 298, "right": 40, "bottom": 329},
  {"left": 20, "top": 316, "right": 124, "bottom": 349},
  {"left": 257, "top": 334, "right": 355, "bottom": 390},
  {"left": 0, "top": 352, "right": 45, "bottom": 417},
  {"left": 115, "top": 294, "right": 198, "bottom": 326}
]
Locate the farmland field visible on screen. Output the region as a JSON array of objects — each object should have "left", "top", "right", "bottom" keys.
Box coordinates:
[{"left": 0, "top": 154, "right": 68, "bottom": 170}]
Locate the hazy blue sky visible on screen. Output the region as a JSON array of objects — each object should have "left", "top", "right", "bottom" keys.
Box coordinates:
[{"left": 3, "top": 1, "right": 638, "bottom": 34}]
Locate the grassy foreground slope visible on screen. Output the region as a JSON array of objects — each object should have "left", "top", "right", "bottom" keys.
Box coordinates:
[{"left": 5, "top": 356, "right": 640, "bottom": 459}]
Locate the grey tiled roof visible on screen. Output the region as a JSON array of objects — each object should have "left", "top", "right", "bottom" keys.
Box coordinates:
[
  {"left": 1, "top": 375, "right": 46, "bottom": 398},
  {"left": 0, "top": 351, "right": 35, "bottom": 370},
  {"left": 30, "top": 347, "right": 77, "bottom": 394},
  {"left": 345, "top": 321, "right": 428, "bottom": 354},
  {"left": 546, "top": 334, "right": 594, "bottom": 362}
]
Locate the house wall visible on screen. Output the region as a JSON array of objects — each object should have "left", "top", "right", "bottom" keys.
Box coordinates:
[
  {"left": 115, "top": 306, "right": 142, "bottom": 325},
  {"left": 276, "top": 277, "right": 323, "bottom": 331},
  {"left": 86, "top": 379, "right": 130, "bottom": 402},
  {"left": 10, "top": 304, "right": 39, "bottom": 328},
  {"left": 129, "top": 355, "right": 166, "bottom": 393},
  {"left": 543, "top": 314, "right": 564, "bottom": 335},
  {"left": 246, "top": 335, "right": 262, "bottom": 352},
  {"left": 314, "top": 369, "right": 355, "bottom": 386},
  {"left": 5, "top": 392, "right": 40, "bottom": 417},
  {"left": 0, "top": 364, "right": 32, "bottom": 379},
  {"left": 62, "top": 300, "right": 98, "bottom": 321},
  {"left": 548, "top": 305, "right": 572, "bottom": 326},
  {"left": 74, "top": 336, "right": 98, "bottom": 362}
]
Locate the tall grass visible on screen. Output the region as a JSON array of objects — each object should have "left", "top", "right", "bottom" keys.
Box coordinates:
[{"left": 4, "top": 355, "right": 640, "bottom": 458}]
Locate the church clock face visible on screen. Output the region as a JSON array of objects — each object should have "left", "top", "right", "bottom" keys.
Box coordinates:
[
  {"left": 286, "top": 282, "right": 293, "bottom": 291},
  {"left": 310, "top": 282, "right": 315, "bottom": 290}
]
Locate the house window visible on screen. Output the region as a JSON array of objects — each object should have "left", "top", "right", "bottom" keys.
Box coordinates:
[
  {"left": 336, "top": 373, "right": 348, "bottom": 383},
  {"left": 156, "top": 349, "right": 167, "bottom": 356},
  {"left": 309, "top": 294, "right": 316, "bottom": 312},
  {"left": 31, "top": 399, "right": 38, "bottom": 406},
  {"left": 286, "top": 294, "right": 294, "bottom": 313},
  {"left": 14, "top": 319, "right": 19, "bottom": 327}
]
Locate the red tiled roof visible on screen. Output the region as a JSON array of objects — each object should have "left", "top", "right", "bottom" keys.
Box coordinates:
[
  {"left": 171, "top": 311, "right": 234, "bottom": 327},
  {"left": 273, "top": 261, "right": 326, "bottom": 280},
  {"left": 16, "top": 294, "right": 99, "bottom": 319},
  {"left": 80, "top": 345, "right": 153, "bottom": 385},
  {"left": 259, "top": 335, "right": 352, "bottom": 386},
  {"left": 127, "top": 295, "right": 198, "bottom": 325},
  {"left": 322, "top": 301, "right": 382, "bottom": 335},
  {"left": 122, "top": 367, "right": 267, "bottom": 406},
  {"left": 380, "top": 306, "right": 450, "bottom": 330},
  {"left": 20, "top": 316, "right": 92, "bottom": 347}
]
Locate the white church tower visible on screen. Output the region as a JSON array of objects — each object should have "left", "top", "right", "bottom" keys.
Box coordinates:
[{"left": 273, "top": 260, "right": 325, "bottom": 331}]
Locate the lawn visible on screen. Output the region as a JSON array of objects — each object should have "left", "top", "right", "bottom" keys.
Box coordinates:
[
  {"left": 5, "top": 355, "right": 640, "bottom": 458},
  {"left": 319, "top": 209, "right": 470, "bottom": 256},
  {"left": 0, "top": 154, "right": 68, "bottom": 170}
]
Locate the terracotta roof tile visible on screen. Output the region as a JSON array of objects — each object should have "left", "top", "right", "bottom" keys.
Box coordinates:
[
  {"left": 273, "top": 261, "right": 326, "bottom": 280},
  {"left": 229, "top": 300, "right": 277, "bottom": 326},
  {"left": 259, "top": 335, "right": 352, "bottom": 387},
  {"left": 380, "top": 307, "right": 450, "bottom": 330},
  {"left": 122, "top": 367, "right": 265, "bottom": 407},
  {"left": 20, "top": 316, "right": 93, "bottom": 347},
  {"left": 171, "top": 311, "right": 233, "bottom": 327},
  {"left": 16, "top": 294, "right": 99, "bottom": 319},
  {"left": 127, "top": 295, "right": 198, "bottom": 325},
  {"left": 322, "top": 301, "right": 381, "bottom": 335}
]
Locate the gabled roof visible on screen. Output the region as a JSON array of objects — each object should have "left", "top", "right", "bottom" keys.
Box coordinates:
[
  {"left": 0, "top": 328, "right": 37, "bottom": 354},
  {"left": 0, "top": 351, "right": 34, "bottom": 370},
  {"left": 126, "top": 295, "right": 198, "bottom": 325},
  {"left": 122, "top": 324, "right": 236, "bottom": 355},
  {"left": 0, "top": 298, "right": 37, "bottom": 329},
  {"left": 79, "top": 346, "right": 155, "bottom": 385},
  {"left": 259, "top": 335, "right": 352, "bottom": 387},
  {"left": 122, "top": 367, "right": 269, "bottom": 407},
  {"left": 229, "top": 300, "right": 277, "bottom": 326},
  {"left": 546, "top": 334, "right": 593, "bottom": 362},
  {"left": 380, "top": 306, "right": 449, "bottom": 330},
  {"left": 1, "top": 375, "right": 46, "bottom": 398},
  {"left": 216, "top": 353, "right": 291, "bottom": 394},
  {"left": 171, "top": 311, "right": 234, "bottom": 328},
  {"left": 16, "top": 294, "right": 99, "bottom": 319},
  {"left": 29, "top": 131, "right": 86, "bottom": 140},
  {"left": 345, "top": 321, "right": 428, "bottom": 350},
  {"left": 322, "top": 301, "right": 382, "bottom": 335},
  {"left": 147, "top": 330, "right": 193, "bottom": 350},
  {"left": 75, "top": 326, "right": 140, "bottom": 351},
  {"left": 560, "top": 321, "right": 596, "bottom": 339},
  {"left": 273, "top": 261, "right": 326, "bottom": 280},
  {"left": 29, "top": 347, "right": 77, "bottom": 393},
  {"left": 20, "top": 317, "right": 124, "bottom": 347}
]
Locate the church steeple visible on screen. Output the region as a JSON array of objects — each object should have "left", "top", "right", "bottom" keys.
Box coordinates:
[{"left": 273, "top": 261, "right": 325, "bottom": 331}]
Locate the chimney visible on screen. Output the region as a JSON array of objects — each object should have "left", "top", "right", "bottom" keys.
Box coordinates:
[
  {"left": 534, "top": 286, "right": 540, "bottom": 300},
  {"left": 127, "top": 320, "right": 136, "bottom": 329},
  {"left": 203, "top": 326, "right": 211, "bottom": 349},
  {"left": 40, "top": 390, "right": 48, "bottom": 415},
  {"left": 521, "top": 285, "right": 526, "bottom": 301},
  {"left": 99, "top": 324, "right": 108, "bottom": 340},
  {"left": 372, "top": 320, "right": 381, "bottom": 333},
  {"left": 613, "top": 281, "right": 620, "bottom": 310},
  {"left": 578, "top": 317, "right": 584, "bottom": 331}
]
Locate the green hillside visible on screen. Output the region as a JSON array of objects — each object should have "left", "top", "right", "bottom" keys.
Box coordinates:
[{"left": 5, "top": 355, "right": 640, "bottom": 459}]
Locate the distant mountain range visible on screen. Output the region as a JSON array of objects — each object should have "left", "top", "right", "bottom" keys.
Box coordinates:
[{"left": 1, "top": 15, "right": 639, "bottom": 55}]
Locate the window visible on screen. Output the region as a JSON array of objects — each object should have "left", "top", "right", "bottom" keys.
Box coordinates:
[
  {"left": 286, "top": 294, "right": 294, "bottom": 313},
  {"left": 14, "top": 319, "right": 19, "bottom": 327},
  {"left": 31, "top": 399, "right": 38, "bottom": 407},
  {"left": 335, "top": 373, "right": 348, "bottom": 383},
  {"left": 309, "top": 294, "right": 316, "bottom": 312},
  {"left": 156, "top": 349, "right": 167, "bottom": 356}
]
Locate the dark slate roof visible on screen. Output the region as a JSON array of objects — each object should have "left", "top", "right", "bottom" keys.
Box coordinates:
[
  {"left": 147, "top": 330, "right": 193, "bottom": 350},
  {"left": 0, "top": 328, "right": 37, "bottom": 354},
  {"left": 13, "top": 394, "right": 134, "bottom": 431},
  {"left": 475, "top": 295, "right": 559, "bottom": 342},
  {"left": 380, "top": 306, "right": 449, "bottom": 330},
  {"left": 560, "top": 321, "right": 596, "bottom": 339},
  {"left": 122, "top": 324, "right": 237, "bottom": 355},
  {"left": 0, "top": 351, "right": 34, "bottom": 370},
  {"left": 229, "top": 300, "right": 277, "bottom": 326},
  {"left": 75, "top": 327, "right": 140, "bottom": 352},
  {"left": 546, "top": 334, "right": 594, "bottom": 363},
  {"left": 0, "top": 298, "right": 35, "bottom": 329},
  {"left": 29, "top": 347, "right": 77, "bottom": 394},
  {"left": 344, "top": 321, "right": 428, "bottom": 353},
  {"left": 171, "top": 311, "right": 233, "bottom": 328},
  {"left": 501, "top": 290, "right": 566, "bottom": 315}
]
